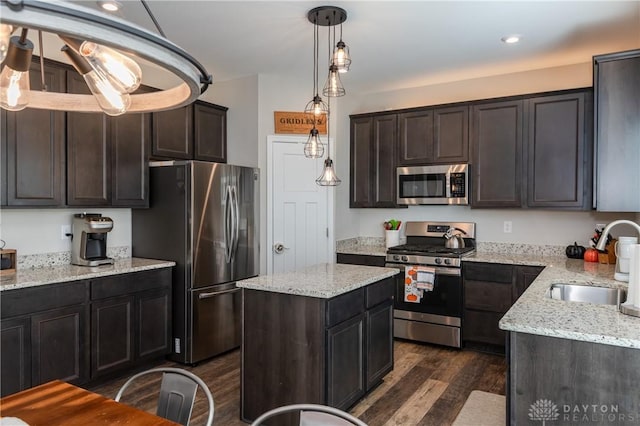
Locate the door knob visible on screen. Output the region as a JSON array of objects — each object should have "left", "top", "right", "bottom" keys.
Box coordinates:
[{"left": 273, "top": 243, "right": 289, "bottom": 254}]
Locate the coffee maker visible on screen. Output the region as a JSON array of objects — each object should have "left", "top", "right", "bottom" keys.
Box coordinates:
[{"left": 71, "top": 213, "right": 114, "bottom": 266}]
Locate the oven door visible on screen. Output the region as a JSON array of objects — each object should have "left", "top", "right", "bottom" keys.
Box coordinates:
[{"left": 386, "top": 263, "right": 462, "bottom": 318}]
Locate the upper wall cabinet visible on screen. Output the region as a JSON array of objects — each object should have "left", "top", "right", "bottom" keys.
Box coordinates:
[
  {"left": 350, "top": 114, "right": 399, "bottom": 208},
  {"left": 2, "top": 61, "right": 66, "bottom": 207},
  {"left": 471, "top": 89, "right": 593, "bottom": 210},
  {"left": 151, "top": 101, "right": 228, "bottom": 163},
  {"left": 398, "top": 106, "right": 469, "bottom": 165},
  {"left": 594, "top": 50, "right": 640, "bottom": 212}
]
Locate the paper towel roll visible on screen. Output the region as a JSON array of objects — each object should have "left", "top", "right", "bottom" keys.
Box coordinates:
[{"left": 629, "top": 244, "right": 640, "bottom": 308}]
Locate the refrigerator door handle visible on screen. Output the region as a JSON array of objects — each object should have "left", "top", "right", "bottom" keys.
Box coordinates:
[
  {"left": 198, "top": 287, "right": 241, "bottom": 299},
  {"left": 224, "top": 185, "right": 233, "bottom": 263},
  {"left": 232, "top": 185, "right": 240, "bottom": 258}
]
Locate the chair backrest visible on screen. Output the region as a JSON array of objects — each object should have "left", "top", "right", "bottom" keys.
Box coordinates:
[
  {"left": 251, "top": 404, "right": 368, "bottom": 426},
  {"left": 115, "top": 367, "right": 214, "bottom": 426}
]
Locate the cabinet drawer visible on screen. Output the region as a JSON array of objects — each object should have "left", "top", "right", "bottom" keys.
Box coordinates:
[
  {"left": 464, "top": 263, "right": 513, "bottom": 283},
  {"left": 326, "top": 288, "right": 364, "bottom": 328},
  {"left": 465, "top": 280, "right": 512, "bottom": 313},
  {"left": 1, "top": 281, "right": 88, "bottom": 319},
  {"left": 91, "top": 269, "right": 171, "bottom": 300},
  {"left": 336, "top": 253, "right": 385, "bottom": 267},
  {"left": 463, "top": 309, "right": 506, "bottom": 346},
  {"left": 365, "top": 278, "right": 394, "bottom": 309}
]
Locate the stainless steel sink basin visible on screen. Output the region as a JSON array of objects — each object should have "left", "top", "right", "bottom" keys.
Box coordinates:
[{"left": 547, "top": 283, "right": 626, "bottom": 306}]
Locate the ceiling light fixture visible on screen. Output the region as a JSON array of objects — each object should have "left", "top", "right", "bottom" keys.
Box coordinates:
[
  {"left": 0, "top": 0, "right": 212, "bottom": 114},
  {"left": 305, "top": 6, "right": 348, "bottom": 186},
  {"left": 97, "top": 1, "right": 122, "bottom": 13},
  {"left": 501, "top": 35, "right": 521, "bottom": 44}
]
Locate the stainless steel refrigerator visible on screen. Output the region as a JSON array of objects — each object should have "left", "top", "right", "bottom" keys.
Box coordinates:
[{"left": 132, "top": 161, "right": 259, "bottom": 364}]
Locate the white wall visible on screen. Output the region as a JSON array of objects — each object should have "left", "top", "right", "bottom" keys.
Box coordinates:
[
  {"left": 0, "top": 209, "right": 131, "bottom": 255},
  {"left": 334, "top": 61, "right": 640, "bottom": 246}
]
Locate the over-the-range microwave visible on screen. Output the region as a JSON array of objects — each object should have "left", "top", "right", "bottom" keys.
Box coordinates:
[{"left": 397, "top": 164, "right": 469, "bottom": 205}]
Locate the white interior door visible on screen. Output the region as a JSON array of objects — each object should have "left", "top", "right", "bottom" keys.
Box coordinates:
[{"left": 267, "top": 135, "right": 334, "bottom": 274}]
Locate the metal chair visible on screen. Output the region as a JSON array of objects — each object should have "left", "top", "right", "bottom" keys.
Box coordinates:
[
  {"left": 251, "top": 404, "right": 368, "bottom": 426},
  {"left": 115, "top": 367, "right": 214, "bottom": 426}
]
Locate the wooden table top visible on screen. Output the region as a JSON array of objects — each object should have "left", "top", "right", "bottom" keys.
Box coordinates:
[{"left": 0, "top": 380, "right": 178, "bottom": 425}]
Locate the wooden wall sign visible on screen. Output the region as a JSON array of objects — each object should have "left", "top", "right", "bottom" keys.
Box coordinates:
[{"left": 274, "top": 111, "right": 327, "bottom": 134}]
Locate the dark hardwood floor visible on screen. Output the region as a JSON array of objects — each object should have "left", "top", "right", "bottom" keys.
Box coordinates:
[{"left": 89, "top": 340, "right": 506, "bottom": 425}]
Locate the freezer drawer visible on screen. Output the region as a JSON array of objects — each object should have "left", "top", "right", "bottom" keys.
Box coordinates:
[{"left": 190, "top": 283, "right": 241, "bottom": 363}]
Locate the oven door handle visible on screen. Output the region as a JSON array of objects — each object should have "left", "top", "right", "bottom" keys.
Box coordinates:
[{"left": 385, "top": 263, "right": 461, "bottom": 277}]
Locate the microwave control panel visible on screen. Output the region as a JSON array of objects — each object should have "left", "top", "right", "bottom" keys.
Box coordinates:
[{"left": 449, "top": 173, "right": 466, "bottom": 198}]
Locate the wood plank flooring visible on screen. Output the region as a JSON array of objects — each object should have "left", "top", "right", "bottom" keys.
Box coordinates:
[{"left": 89, "top": 340, "right": 506, "bottom": 425}]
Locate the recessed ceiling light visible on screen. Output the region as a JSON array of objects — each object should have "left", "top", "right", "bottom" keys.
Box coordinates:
[
  {"left": 97, "top": 1, "right": 122, "bottom": 12},
  {"left": 501, "top": 35, "right": 521, "bottom": 44}
]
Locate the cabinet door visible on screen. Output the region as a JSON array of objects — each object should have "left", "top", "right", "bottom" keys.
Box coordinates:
[
  {"left": 1, "top": 317, "right": 31, "bottom": 397},
  {"left": 398, "top": 109, "right": 433, "bottom": 165},
  {"left": 471, "top": 100, "right": 524, "bottom": 207},
  {"left": 365, "top": 300, "right": 393, "bottom": 390},
  {"left": 110, "top": 111, "right": 150, "bottom": 207},
  {"left": 194, "top": 102, "right": 227, "bottom": 163},
  {"left": 152, "top": 105, "right": 193, "bottom": 159},
  {"left": 4, "top": 61, "right": 65, "bottom": 206},
  {"left": 31, "top": 305, "right": 88, "bottom": 386},
  {"left": 350, "top": 116, "right": 373, "bottom": 207},
  {"left": 137, "top": 289, "right": 171, "bottom": 360},
  {"left": 67, "top": 73, "right": 110, "bottom": 206},
  {"left": 526, "top": 92, "right": 590, "bottom": 208},
  {"left": 513, "top": 265, "right": 544, "bottom": 303},
  {"left": 594, "top": 51, "right": 640, "bottom": 212},
  {"left": 433, "top": 106, "right": 469, "bottom": 164},
  {"left": 372, "top": 114, "right": 398, "bottom": 207},
  {"left": 91, "top": 296, "right": 134, "bottom": 378},
  {"left": 326, "top": 314, "right": 365, "bottom": 410}
]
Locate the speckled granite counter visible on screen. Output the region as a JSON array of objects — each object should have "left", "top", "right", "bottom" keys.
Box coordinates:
[
  {"left": 0, "top": 258, "right": 175, "bottom": 291},
  {"left": 236, "top": 263, "right": 399, "bottom": 298}
]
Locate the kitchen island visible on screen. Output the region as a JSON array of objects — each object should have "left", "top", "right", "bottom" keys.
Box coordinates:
[{"left": 237, "top": 263, "right": 399, "bottom": 423}]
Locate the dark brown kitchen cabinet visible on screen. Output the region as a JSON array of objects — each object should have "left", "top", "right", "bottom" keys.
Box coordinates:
[
  {"left": 326, "top": 313, "right": 365, "bottom": 409},
  {"left": 513, "top": 265, "right": 544, "bottom": 302},
  {"left": 336, "top": 253, "right": 386, "bottom": 267},
  {"left": 137, "top": 289, "right": 171, "bottom": 360},
  {"left": 66, "top": 72, "right": 111, "bottom": 206},
  {"left": 398, "top": 106, "right": 469, "bottom": 166},
  {"left": 0, "top": 317, "right": 31, "bottom": 397},
  {"left": 2, "top": 60, "right": 65, "bottom": 207},
  {"left": 90, "top": 295, "right": 134, "bottom": 378},
  {"left": 365, "top": 299, "right": 393, "bottom": 389},
  {"left": 471, "top": 100, "right": 524, "bottom": 208},
  {"left": 593, "top": 50, "right": 640, "bottom": 212},
  {"left": 349, "top": 113, "right": 399, "bottom": 208},
  {"left": 152, "top": 101, "right": 228, "bottom": 163},
  {"left": 526, "top": 92, "right": 591, "bottom": 209}
]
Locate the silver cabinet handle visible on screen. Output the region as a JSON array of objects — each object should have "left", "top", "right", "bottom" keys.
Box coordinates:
[{"left": 198, "top": 287, "right": 241, "bottom": 299}]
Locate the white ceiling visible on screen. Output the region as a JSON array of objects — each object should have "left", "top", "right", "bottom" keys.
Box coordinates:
[{"left": 64, "top": 1, "right": 640, "bottom": 94}]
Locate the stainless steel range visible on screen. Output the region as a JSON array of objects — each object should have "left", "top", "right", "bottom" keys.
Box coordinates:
[{"left": 385, "top": 221, "right": 476, "bottom": 348}]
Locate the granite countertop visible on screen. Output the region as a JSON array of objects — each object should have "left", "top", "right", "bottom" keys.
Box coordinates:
[
  {"left": 336, "top": 245, "right": 388, "bottom": 257},
  {"left": 0, "top": 258, "right": 175, "bottom": 291},
  {"left": 236, "top": 263, "right": 399, "bottom": 299}
]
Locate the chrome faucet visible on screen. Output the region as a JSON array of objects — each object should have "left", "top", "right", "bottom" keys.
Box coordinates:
[{"left": 595, "top": 220, "right": 640, "bottom": 251}]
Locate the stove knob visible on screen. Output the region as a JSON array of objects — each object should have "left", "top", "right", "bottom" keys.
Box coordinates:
[
  {"left": 393, "top": 255, "right": 400, "bottom": 261},
  {"left": 435, "top": 258, "right": 442, "bottom": 264},
  {"left": 444, "top": 258, "right": 451, "bottom": 265},
  {"left": 401, "top": 256, "right": 409, "bottom": 262}
]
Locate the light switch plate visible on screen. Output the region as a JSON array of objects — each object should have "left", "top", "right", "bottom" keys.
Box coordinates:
[{"left": 61, "top": 224, "right": 72, "bottom": 240}]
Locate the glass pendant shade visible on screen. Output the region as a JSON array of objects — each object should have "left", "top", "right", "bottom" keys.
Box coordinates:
[
  {"left": 323, "top": 64, "right": 345, "bottom": 97},
  {"left": 316, "top": 158, "right": 341, "bottom": 186},
  {"left": 79, "top": 41, "right": 142, "bottom": 93},
  {"left": 304, "top": 94, "right": 329, "bottom": 118},
  {"left": 304, "top": 127, "right": 325, "bottom": 158},
  {"left": 0, "top": 34, "right": 33, "bottom": 111},
  {"left": 0, "top": 24, "right": 14, "bottom": 63},
  {"left": 62, "top": 45, "right": 131, "bottom": 116},
  {"left": 333, "top": 40, "right": 351, "bottom": 73}
]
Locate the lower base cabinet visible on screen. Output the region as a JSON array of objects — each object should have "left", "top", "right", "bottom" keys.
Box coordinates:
[
  {"left": 241, "top": 278, "right": 394, "bottom": 423},
  {"left": 0, "top": 268, "right": 172, "bottom": 397}
]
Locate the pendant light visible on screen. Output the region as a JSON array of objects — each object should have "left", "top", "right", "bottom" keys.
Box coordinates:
[
  {"left": 304, "top": 126, "right": 325, "bottom": 158},
  {"left": 303, "top": 9, "right": 326, "bottom": 159},
  {"left": 316, "top": 96, "right": 341, "bottom": 186},
  {"left": 332, "top": 24, "right": 351, "bottom": 73},
  {"left": 0, "top": 24, "right": 14, "bottom": 63},
  {"left": 0, "top": 28, "right": 33, "bottom": 111}
]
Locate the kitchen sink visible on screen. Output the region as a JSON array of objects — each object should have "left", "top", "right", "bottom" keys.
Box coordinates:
[{"left": 547, "top": 283, "right": 626, "bottom": 306}]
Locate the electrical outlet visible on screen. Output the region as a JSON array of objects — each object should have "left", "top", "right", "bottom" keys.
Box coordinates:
[
  {"left": 503, "top": 221, "right": 512, "bottom": 233},
  {"left": 61, "top": 225, "right": 71, "bottom": 240},
  {"left": 596, "top": 223, "right": 606, "bottom": 232}
]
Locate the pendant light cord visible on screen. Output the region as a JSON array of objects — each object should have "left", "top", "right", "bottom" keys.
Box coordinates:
[
  {"left": 38, "top": 30, "right": 47, "bottom": 92},
  {"left": 312, "top": 12, "right": 318, "bottom": 96},
  {"left": 140, "top": 0, "right": 166, "bottom": 38}
]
